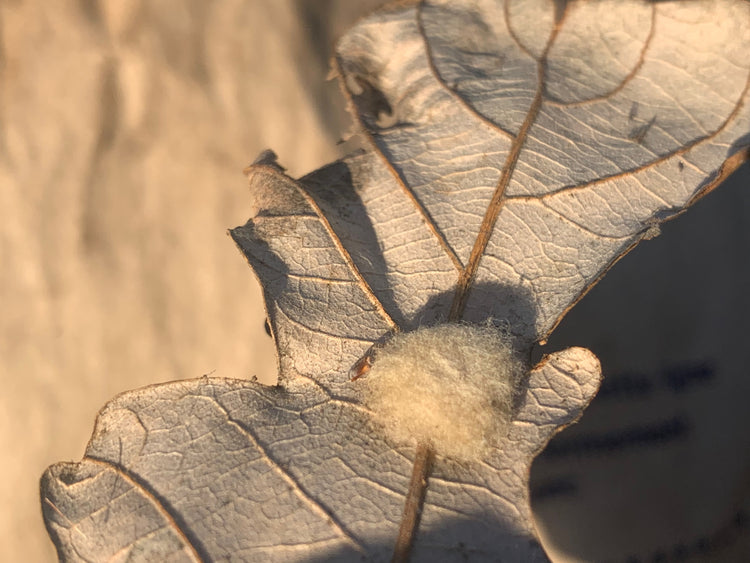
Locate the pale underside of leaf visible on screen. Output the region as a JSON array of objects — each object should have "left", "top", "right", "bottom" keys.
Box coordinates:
[
  {"left": 42, "top": 348, "right": 599, "bottom": 562},
  {"left": 42, "top": 0, "right": 749, "bottom": 561},
  {"left": 334, "top": 0, "right": 750, "bottom": 343}
]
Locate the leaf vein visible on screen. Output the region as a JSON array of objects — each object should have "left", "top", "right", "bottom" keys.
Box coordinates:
[
  {"left": 82, "top": 457, "right": 205, "bottom": 562},
  {"left": 208, "top": 400, "right": 368, "bottom": 555}
]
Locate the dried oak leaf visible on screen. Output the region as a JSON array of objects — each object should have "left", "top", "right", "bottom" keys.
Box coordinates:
[{"left": 41, "top": 1, "right": 749, "bottom": 561}]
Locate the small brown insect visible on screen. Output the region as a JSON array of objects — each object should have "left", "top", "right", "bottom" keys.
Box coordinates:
[
  {"left": 349, "top": 332, "right": 397, "bottom": 381},
  {"left": 349, "top": 351, "right": 374, "bottom": 380}
]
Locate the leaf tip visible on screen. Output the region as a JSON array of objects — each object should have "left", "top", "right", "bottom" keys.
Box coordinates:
[{"left": 243, "top": 149, "right": 285, "bottom": 177}]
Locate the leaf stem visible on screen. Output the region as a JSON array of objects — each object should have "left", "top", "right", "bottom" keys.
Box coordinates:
[{"left": 391, "top": 442, "right": 434, "bottom": 562}]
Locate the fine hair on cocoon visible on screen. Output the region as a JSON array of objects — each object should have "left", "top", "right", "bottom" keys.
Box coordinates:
[{"left": 360, "top": 323, "right": 524, "bottom": 462}]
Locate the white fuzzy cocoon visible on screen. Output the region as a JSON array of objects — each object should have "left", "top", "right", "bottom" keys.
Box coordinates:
[{"left": 361, "top": 323, "right": 523, "bottom": 462}]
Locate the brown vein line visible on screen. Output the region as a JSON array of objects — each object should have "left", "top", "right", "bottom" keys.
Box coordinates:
[
  {"left": 331, "top": 455, "right": 407, "bottom": 499},
  {"left": 81, "top": 457, "right": 205, "bottom": 562},
  {"left": 351, "top": 475, "right": 405, "bottom": 500},
  {"left": 256, "top": 212, "right": 318, "bottom": 220},
  {"left": 280, "top": 370, "right": 336, "bottom": 399},
  {"left": 545, "top": 3, "right": 656, "bottom": 108},
  {"left": 448, "top": 10, "right": 568, "bottom": 321},
  {"left": 265, "top": 166, "right": 397, "bottom": 331},
  {"left": 679, "top": 156, "right": 708, "bottom": 175},
  {"left": 506, "top": 173, "right": 673, "bottom": 209},
  {"left": 304, "top": 397, "right": 375, "bottom": 418},
  {"left": 537, "top": 200, "right": 633, "bottom": 241},
  {"left": 274, "top": 367, "right": 376, "bottom": 412},
  {"left": 42, "top": 497, "right": 75, "bottom": 528},
  {"left": 392, "top": 442, "right": 433, "bottom": 563},
  {"left": 417, "top": 2, "right": 518, "bottom": 139},
  {"left": 245, "top": 537, "right": 348, "bottom": 555},
  {"left": 425, "top": 479, "right": 524, "bottom": 521},
  {"left": 285, "top": 272, "right": 357, "bottom": 285},
  {"left": 209, "top": 401, "right": 368, "bottom": 556},
  {"left": 333, "top": 34, "right": 463, "bottom": 274},
  {"left": 276, "top": 305, "right": 380, "bottom": 345}
]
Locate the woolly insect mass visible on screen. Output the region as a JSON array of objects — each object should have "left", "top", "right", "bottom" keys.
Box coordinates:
[{"left": 360, "top": 323, "right": 524, "bottom": 462}]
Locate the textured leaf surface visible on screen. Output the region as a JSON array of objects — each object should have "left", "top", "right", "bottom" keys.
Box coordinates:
[
  {"left": 42, "top": 350, "right": 598, "bottom": 561},
  {"left": 42, "top": 1, "right": 749, "bottom": 561}
]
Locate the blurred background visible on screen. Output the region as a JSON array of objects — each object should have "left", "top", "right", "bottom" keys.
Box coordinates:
[
  {"left": 1, "top": 1, "right": 748, "bottom": 561},
  {"left": 1, "top": 1, "right": 382, "bottom": 560}
]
